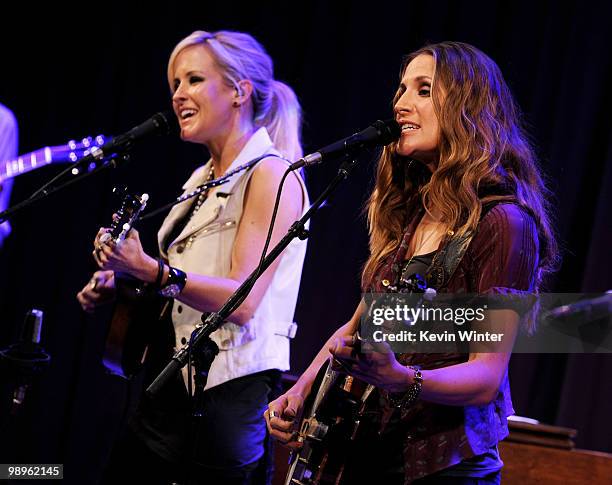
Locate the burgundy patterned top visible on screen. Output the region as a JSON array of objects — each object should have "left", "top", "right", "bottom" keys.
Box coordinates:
[{"left": 371, "top": 203, "right": 540, "bottom": 483}]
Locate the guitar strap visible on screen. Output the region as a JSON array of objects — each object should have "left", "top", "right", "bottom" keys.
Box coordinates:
[
  {"left": 424, "top": 201, "right": 505, "bottom": 291},
  {"left": 379, "top": 201, "right": 507, "bottom": 432},
  {"left": 162, "top": 152, "right": 281, "bottom": 253}
]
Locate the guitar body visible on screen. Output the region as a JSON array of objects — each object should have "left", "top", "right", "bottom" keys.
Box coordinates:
[
  {"left": 285, "top": 277, "right": 430, "bottom": 484},
  {"left": 97, "top": 190, "right": 164, "bottom": 379},
  {"left": 103, "top": 275, "right": 168, "bottom": 378},
  {"left": 285, "top": 359, "right": 375, "bottom": 485}
]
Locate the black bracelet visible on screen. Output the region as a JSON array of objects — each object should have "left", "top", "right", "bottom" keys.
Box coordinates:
[
  {"left": 153, "top": 258, "right": 165, "bottom": 289},
  {"left": 159, "top": 266, "right": 187, "bottom": 298}
]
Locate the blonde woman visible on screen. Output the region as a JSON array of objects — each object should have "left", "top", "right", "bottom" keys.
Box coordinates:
[{"left": 78, "top": 30, "right": 309, "bottom": 484}]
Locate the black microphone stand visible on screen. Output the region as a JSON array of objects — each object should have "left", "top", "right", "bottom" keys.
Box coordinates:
[{"left": 147, "top": 153, "right": 363, "bottom": 397}]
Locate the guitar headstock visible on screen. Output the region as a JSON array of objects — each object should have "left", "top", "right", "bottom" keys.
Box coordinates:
[
  {"left": 63, "top": 135, "right": 108, "bottom": 162},
  {"left": 397, "top": 272, "right": 428, "bottom": 293},
  {"left": 101, "top": 188, "right": 149, "bottom": 245}
]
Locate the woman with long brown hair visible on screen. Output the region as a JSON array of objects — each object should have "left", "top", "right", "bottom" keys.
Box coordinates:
[{"left": 266, "top": 41, "right": 557, "bottom": 484}]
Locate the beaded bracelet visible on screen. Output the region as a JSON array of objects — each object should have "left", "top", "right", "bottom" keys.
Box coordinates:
[{"left": 387, "top": 365, "right": 423, "bottom": 409}]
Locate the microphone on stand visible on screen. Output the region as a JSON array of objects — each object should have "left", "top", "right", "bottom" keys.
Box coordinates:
[
  {"left": 290, "top": 119, "right": 400, "bottom": 170},
  {"left": 545, "top": 292, "right": 612, "bottom": 321},
  {"left": 0, "top": 309, "right": 50, "bottom": 415},
  {"left": 78, "top": 110, "right": 179, "bottom": 166}
]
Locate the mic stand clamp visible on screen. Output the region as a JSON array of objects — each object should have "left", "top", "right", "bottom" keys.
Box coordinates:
[
  {"left": 190, "top": 325, "right": 219, "bottom": 418},
  {"left": 146, "top": 154, "right": 360, "bottom": 398}
]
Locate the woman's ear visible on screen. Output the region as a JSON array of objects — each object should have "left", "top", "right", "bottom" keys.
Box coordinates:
[{"left": 233, "top": 79, "right": 254, "bottom": 107}]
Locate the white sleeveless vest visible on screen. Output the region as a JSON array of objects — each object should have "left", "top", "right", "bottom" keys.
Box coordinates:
[{"left": 157, "top": 128, "right": 309, "bottom": 390}]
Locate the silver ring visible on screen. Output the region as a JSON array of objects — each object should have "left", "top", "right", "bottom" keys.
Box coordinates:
[{"left": 269, "top": 410, "right": 278, "bottom": 419}]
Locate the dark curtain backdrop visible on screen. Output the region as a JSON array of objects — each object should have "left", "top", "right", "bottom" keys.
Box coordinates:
[{"left": 0, "top": 1, "right": 610, "bottom": 483}]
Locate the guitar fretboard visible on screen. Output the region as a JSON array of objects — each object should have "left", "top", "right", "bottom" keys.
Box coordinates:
[
  {"left": 0, "top": 136, "right": 106, "bottom": 183},
  {"left": 1, "top": 147, "right": 55, "bottom": 182}
]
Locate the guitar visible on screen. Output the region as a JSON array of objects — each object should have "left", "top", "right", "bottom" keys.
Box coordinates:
[
  {"left": 101, "top": 189, "right": 167, "bottom": 378},
  {"left": 0, "top": 135, "right": 107, "bottom": 183},
  {"left": 284, "top": 276, "right": 428, "bottom": 485},
  {"left": 284, "top": 357, "right": 376, "bottom": 485}
]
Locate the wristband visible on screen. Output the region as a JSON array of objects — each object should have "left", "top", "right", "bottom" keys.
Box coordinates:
[
  {"left": 153, "top": 258, "right": 165, "bottom": 289},
  {"left": 159, "top": 266, "right": 187, "bottom": 298}
]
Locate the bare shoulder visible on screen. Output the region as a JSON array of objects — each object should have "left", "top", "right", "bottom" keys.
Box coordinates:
[
  {"left": 248, "top": 156, "right": 303, "bottom": 197},
  {"left": 243, "top": 156, "right": 303, "bottom": 217},
  {"left": 251, "top": 155, "right": 293, "bottom": 182}
]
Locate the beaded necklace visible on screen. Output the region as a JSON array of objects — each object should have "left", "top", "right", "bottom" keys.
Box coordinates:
[
  {"left": 179, "top": 165, "right": 216, "bottom": 250},
  {"left": 190, "top": 165, "right": 215, "bottom": 218}
]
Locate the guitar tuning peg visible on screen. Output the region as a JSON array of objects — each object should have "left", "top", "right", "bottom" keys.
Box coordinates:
[
  {"left": 112, "top": 185, "right": 128, "bottom": 196},
  {"left": 68, "top": 140, "right": 77, "bottom": 150},
  {"left": 81, "top": 136, "right": 93, "bottom": 148},
  {"left": 95, "top": 135, "right": 106, "bottom": 146}
]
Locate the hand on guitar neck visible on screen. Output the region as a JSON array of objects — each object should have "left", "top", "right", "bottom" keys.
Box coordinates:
[
  {"left": 77, "top": 190, "right": 162, "bottom": 378},
  {"left": 77, "top": 191, "right": 154, "bottom": 314},
  {"left": 328, "top": 334, "right": 413, "bottom": 394},
  {"left": 92, "top": 226, "right": 158, "bottom": 283}
]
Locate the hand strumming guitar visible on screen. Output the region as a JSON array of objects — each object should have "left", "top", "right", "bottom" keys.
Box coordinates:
[
  {"left": 76, "top": 270, "right": 115, "bottom": 313},
  {"left": 265, "top": 390, "right": 306, "bottom": 450}
]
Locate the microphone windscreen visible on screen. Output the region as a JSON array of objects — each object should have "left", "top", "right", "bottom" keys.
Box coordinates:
[
  {"left": 155, "top": 110, "right": 180, "bottom": 136},
  {"left": 375, "top": 119, "right": 401, "bottom": 145}
]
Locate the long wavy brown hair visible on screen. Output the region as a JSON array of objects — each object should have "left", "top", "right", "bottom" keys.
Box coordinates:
[{"left": 362, "top": 42, "right": 558, "bottom": 289}]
